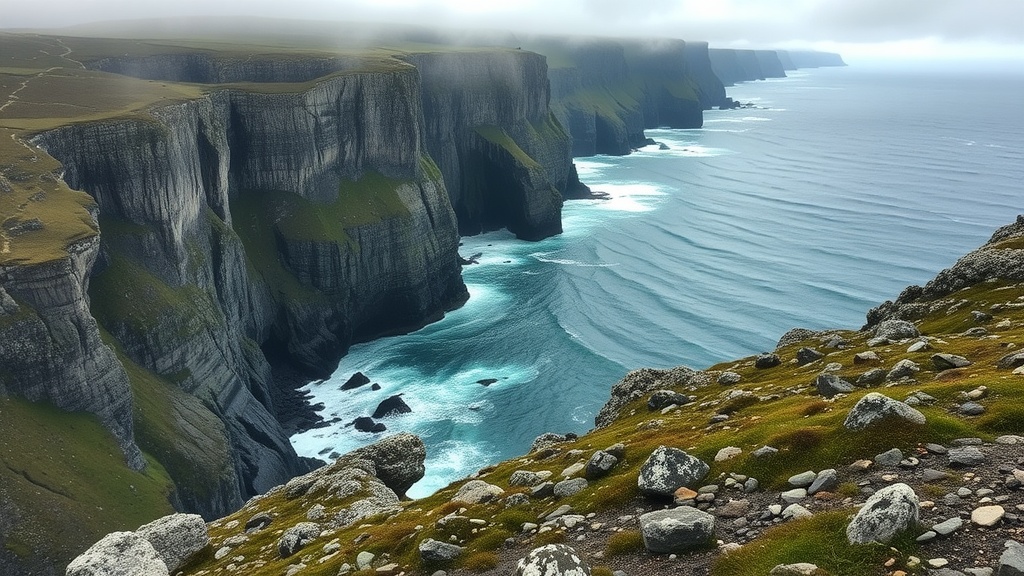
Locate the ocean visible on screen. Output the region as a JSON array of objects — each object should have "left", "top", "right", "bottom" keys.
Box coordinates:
[{"left": 291, "top": 65, "right": 1024, "bottom": 497}]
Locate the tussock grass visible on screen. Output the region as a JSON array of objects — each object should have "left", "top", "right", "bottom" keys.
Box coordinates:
[
  {"left": 604, "top": 530, "right": 644, "bottom": 557},
  {"left": 713, "top": 510, "right": 919, "bottom": 576}
]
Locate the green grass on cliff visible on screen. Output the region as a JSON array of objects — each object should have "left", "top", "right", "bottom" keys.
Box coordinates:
[
  {"left": 0, "top": 396, "right": 174, "bottom": 566},
  {"left": 229, "top": 170, "right": 412, "bottom": 301},
  {"left": 473, "top": 125, "right": 542, "bottom": 169}
]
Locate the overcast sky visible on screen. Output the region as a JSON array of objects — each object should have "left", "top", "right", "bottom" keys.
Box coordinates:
[{"left": 5, "top": 0, "right": 1024, "bottom": 64}]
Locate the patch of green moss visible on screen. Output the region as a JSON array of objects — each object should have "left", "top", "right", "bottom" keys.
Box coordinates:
[
  {"left": 100, "top": 330, "right": 231, "bottom": 501},
  {"left": 90, "top": 252, "right": 221, "bottom": 336},
  {"left": 712, "top": 510, "right": 919, "bottom": 576},
  {"left": 474, "top": 125, "right": 542, "bottom": 169}
]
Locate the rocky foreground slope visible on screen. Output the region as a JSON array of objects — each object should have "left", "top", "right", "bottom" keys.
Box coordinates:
[{"left": 66, "top": 216, "right": 1024, "bottom": 576}]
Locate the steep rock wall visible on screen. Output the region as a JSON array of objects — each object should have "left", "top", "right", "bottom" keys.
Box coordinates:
[
  {"left": 403, "top": 50, "right": 571, "bottom": 240},
  {"left": 540, "top": 38, "right": 719, "bottom": 157},
  {"left": 32, "top": 65, "right": 467, "bottom": 517},
  {"left": 754, "top": 50, "right": 787, "bottom": 79}
]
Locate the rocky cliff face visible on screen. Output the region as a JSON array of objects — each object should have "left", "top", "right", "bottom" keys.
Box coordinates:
[
  {"left": 710, "top": 48, "right": 843, "bottom": 87},
  {"left": 30, "top": 63, "right": 468, "bottom": 518},
  {"left": 539, "top": 38, "right": 722, "bottom": 157},
  {"left": 754, "top": 50, "right": 787, "bottom": 79},
  {"left": 403, "top": 50, "right": 571, "bottom": 240}
]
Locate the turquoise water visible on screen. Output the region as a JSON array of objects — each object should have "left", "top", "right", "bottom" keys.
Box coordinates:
[{"left": 292, "top": 66, "right": 1024, "bottom": 497}]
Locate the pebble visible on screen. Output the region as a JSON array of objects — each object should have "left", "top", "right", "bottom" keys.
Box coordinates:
[
  {"left": 927, "top": 558, "right": 949, "bottom": 568},
  {"left": 923, "top": 469, "right": 947, "bottom": 482},
  {"left": 926, "top": 443, "right": 949, "bottom": 455},
  {"left": 715, "top": 447, "right": 743, "bottom": 461},
  {"left": 875, "top": 448, "right": 903, "bottom": 467}
]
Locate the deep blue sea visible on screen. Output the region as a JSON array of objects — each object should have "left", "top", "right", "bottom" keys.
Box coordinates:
[{"left": 292, "top": 65, "right": 1024, "bottom": 497}]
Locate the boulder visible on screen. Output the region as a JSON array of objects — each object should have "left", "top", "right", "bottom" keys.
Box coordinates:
[
  {"left": 372, "top": 394, "right": 412, "bottom": 419},
  {"left": 853, "top": 351, "right": 880, "bottom": 364},
  {"left": 846, "top": 483, "right": 919, "bottom": 544},
  {"left": 637, "top": 446, "right": 710, "bottom": 498},
  {"left": 717, "top": 371, "right": 742, "bottom": 385},
  {"left": 874, "top": 319, "right": 920, "bottom": 340},
  {"left": 755, "top": 353, "right": 782, "bottom": 369},
  {"left": 933, "top": 353, "right": 972, "bottom": 370},
  {"left": 647, "top": 390, "right": 692, "bottom": 410},
  {"left": 453, "top": 480, "right": 504, "bottom": 504},
  {"left": 796, "top": 347, "right": 824, "bottom": 365},
  {"left": 777, "top": 328, "right": 822, "bottom": 348},
  {"left": 66, "top": 532, "right": 169, "bottom": 576},
  {"left": 815, "top": 374, "right": 854, "bottom": 398},
  {"left": 886, "top": 359, "right": 921, "bottom": 381},
  {"left": 513, "top": 544, "right": 590, "bottom": 576},
  {"left": 136, "top": 513, "right": 209, "bottom": 572},
  {"left": 349, "top": 432, "right": 426, "bottom": 498},
  {"left": 638, "top": 507, "right": 715, "bottom": 553},
  {"left": 584, "top": 451, "right": 619, "bottom": 479},
  {"left": 419, "top": 539, "right": 464, "bottom": 562},
  {"left": 245, "top": 512, "right": 273, "bottom": 532},
  {"left": 843, "top": 393, "right": 926, "bottom": 430},
  {"left": 341, "top": 372, "right": 371, "bottom": 390},
  {"left": 553, "top": 478, "right": 588, "bottom": 498},
  {"left": 998, "top": 351, "right": 1024, "bottom": 370},
  {"left": 278, "top": 522, "right": 320, "bottom": 558},
  {"left": 856, "top": 368, "right": 888, "bottom": 386},
  {"left": 595, "top": 366, "right": 698, "bottom": 428},
  {"left": 510, "top": 470, "right": 544, "bottom": 487}
]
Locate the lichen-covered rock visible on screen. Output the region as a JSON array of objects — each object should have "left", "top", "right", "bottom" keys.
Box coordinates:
[
  {"left": 595, "top": 367, "right": 698, "bottom": 428},
  {"left": 418, "top": 539, "right": 464, "bottom": 562},
  {"left": 846, "top": 483, "right": 919, "bottom": 544},
  {"left": 531, "top": 432, "right": 575, "bottom": 452},
  {"left": 513, "top": 544, "right": 590, "bottom": 576},
  {"left": 647, "top": 389, "right": 692, "bottom": 410},
  {"left": 873, "top": 319, "right": 920, "bottom": 340},
  {"left": 452, "top": 480, "right": 504, "bottom": 504},
  {"left": 999, "top": 539, "right": 1024, "bottom": 576},
  {"left": 66, "top": 532, "right": 169, "bottom": 576},
  {"left": 584, "top": 450, "right": 619, "bottom": 479},
  {"left": 637, "top": 446, "right": 710, "bottom": 498},
  {"left": 844, "top": 393, "right": 926, "bottom": 430},
  {"left": 553, "top": 478, "right": 589, "bottom": 498},
  {"left": 278, "top": 522, "right": 321, "bottom": 558},
  {"left": 510, "top": 470, "right": 544, "bottom": 487},
  {"left": 639, "top": 507, "right": 715, "bottom": 553},
  {"left": 815, "top": 374, "right": 854, "bottom": 398},
  {"left": 136, "top": 513, "right": 209, "bottom": 572}
]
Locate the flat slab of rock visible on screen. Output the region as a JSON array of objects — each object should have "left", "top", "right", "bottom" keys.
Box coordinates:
[
  {"left": 453, "top": 480, "right": 504, "bottom": 504},
  {"left": 816, "top": 374, "right": 854, "bottom": 398},
  {"left": 639, "top": 507, "right": 715, "bottom": 554},
  {"left": 948, "top": 446, "right": 986, "bottom": 467},
  {"left": 999, "top": 539, "right": 1024, "bottom": 576},
  {"left": 933, "top": 353, "right": 972, "bottom": 370},
  {"left": 513, "top": 544, "right": 590, "bottom": 576},
  {"left": 874, "top": 319, "right": 920, "bottom": 340},
  {"left": 637, "top": 446, "right": 710, "bottom": 498},
  {"left": 419, "top": 539, "right": 464, "bottom": 562},
  {"left": 846, "top": 483, "right": 919, "bottom": 544},
  {"left": 972, "top": 505, "right": 1005, "bottom": 527},
  {"left": 844, "top": 393, "right": 926, "bottom": 430}
]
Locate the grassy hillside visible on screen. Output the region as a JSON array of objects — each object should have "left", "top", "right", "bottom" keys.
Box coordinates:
[{"left": 172, "top": 264, "right": 1024, "bottom": 576}]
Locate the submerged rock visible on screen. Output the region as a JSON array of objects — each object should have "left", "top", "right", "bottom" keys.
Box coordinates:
[{"left": 372, "top": 395, "right": 412, "bottom": 419}]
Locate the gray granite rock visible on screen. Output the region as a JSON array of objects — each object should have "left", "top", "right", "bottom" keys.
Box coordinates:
[
  {"left": 513, "top": 544, "right": 590, "bottom": 576},
  {"left": 846, "top": 483, "right": 919, "bottom": 544},
  {"left": 637, "top": 446, "right": 709, "bottom": 498},
  {"left": 844, "top": 393, "right": 926, "bottom": 430},
  {"left": 638, "top": 507, "right": 715, "bottom": 553}
]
